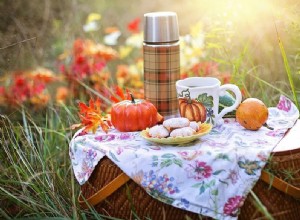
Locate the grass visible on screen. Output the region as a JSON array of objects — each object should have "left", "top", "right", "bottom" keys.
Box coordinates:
[{"left": 0, "top": 105, "right": 78, "bottom": 219}]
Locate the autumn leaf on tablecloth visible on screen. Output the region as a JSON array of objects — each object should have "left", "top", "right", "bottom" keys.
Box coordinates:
[{"left": 76, "top": 98, "right": 110, "bottom": 133}]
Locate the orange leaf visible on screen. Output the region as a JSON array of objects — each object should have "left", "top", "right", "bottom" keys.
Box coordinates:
[
  {"left": 115, "top": 85, "right": 125, "bottom": 100},
  {"left": 78, "top": 98, "right": 111, "bottom": 133},
  {"left": 110, "top": 86, "right": 131, "bottom": 103}
]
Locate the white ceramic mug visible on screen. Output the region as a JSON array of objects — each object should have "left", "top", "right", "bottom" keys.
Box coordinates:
[{"left": 176, "top": 77, "right": 242, "bottom": 126}]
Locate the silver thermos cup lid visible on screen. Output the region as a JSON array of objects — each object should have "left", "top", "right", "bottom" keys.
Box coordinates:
[{"left": 144, "top": 12, "right": 179, "bottom": 43}]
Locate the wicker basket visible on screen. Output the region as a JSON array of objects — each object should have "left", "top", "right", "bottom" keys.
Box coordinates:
[
  {"left": 240, "top": 147, "right": 300, "bottom": 219},
  {"left": 79, "top": 149, "right": 300, "bottom": 220},
  {"left": 79, "top": 121, "right": 300, "bottom": 219},
  {"left": 79, "top": 156, "right": 209, "bottom": 220}
]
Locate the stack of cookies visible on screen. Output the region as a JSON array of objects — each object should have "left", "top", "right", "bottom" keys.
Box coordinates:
[{"left": 148, "top": 117, "right": 200, "bottom": 138}]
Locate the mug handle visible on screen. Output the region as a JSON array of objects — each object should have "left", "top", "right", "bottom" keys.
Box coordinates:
[{"left": 217, "top": 84, "right": 242, "bottom": 119}]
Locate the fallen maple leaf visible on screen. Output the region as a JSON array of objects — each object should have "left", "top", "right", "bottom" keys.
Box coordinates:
[{"left": 76, "top": 98, "right": 110, "bottom": 133}]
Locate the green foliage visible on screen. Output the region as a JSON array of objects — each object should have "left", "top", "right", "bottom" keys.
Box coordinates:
[{"left": 0, "top": 105, "right": 77, "bottom": 218}]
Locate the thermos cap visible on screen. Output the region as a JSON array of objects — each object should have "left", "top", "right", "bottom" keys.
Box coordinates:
[{"left": 144, "top": 12, "right": 179, "bottom": 43}]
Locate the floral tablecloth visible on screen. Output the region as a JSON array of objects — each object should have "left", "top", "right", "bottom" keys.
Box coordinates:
[{"left": 69, "top": 96, "right": 299, "bottom": 219}]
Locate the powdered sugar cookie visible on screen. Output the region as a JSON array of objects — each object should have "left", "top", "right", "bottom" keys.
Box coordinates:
[
  {"left": 170, "top": 127, "right": 195, "bottom": 137},
  {"left": 163, "top": 117, "right": 190, "bottom": 130},
  {"left": 189, "top": 121, "right": 200, "bottom": 132},
  {"left": 148, "top": 125, "right": 169, "bottom": 138}
]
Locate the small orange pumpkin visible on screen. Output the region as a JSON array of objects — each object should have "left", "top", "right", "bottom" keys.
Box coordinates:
[
  {"left": 111, "top": 94, "right": 163, "bottom": 132},
  {"left": 178, "top": 98, "right": 206, "bottom": 123}
]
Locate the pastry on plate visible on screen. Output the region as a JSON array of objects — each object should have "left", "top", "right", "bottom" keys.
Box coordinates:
[
  {"left": 163, "top": 117, "right": 190, "bottom": 131},
  {"left": 189, "top": 121, "right": 200, "bottom": 132},
  {"left": 148, "top": 125, "right": 169, "bottom": 138},
  {"left": 170, "top": 127, "right": 196, "bottom": 137}
]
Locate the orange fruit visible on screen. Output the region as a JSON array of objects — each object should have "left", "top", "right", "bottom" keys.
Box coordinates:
[{"left": 236, "top": 98, "right": 269, "bottom": 131}]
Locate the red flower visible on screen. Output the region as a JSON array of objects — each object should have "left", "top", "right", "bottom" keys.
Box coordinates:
[
  {"left": 218, "top": 72, "right": 231, "bottom": 84},
  {"left": 92, "top": 61, "right": 106, "bottom": 72},
  {"left": 75, "top": 55, "right": 86, "bottom": 64},
  {"left": 11, "top": 75, "right": 31, "bottom": 102},
  {"left": 127, "top": 17, "right": 141, "bottom": 33},
  {"left": 180, "top": 71, "right": 189, "bottom": 79},
  {"left": 0, "top": 86, "right": 6, "bottom": 105},
  {"left": 223, "top": 195, "right": 245, "bottom": 216},
  {"left": 59, "top": 64, "right": 65, "bottom": 74},
  {"left": 6, "top": 73, "right": 48, "bottom": 106},
  {"left": 73, "top": 39, "right": 85, "bottom": 56},
  {"left": 71, "top": 55, "right": 91, "bottom": 79},
  {"left": 190, "top": 61, "right": 219, "bottom": 76},
  {"left": 185, "top": 160, "right": 212, "bottom": 180}
]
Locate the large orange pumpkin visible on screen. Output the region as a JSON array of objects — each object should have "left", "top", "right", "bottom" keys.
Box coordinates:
[
  {"left": 111, "top": 94, "right": 163, "bottom": 132},
  {"left": 178, "top": 98, "right": 206, "bottom": 123}
]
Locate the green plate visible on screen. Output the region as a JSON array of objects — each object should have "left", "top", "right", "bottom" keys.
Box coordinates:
[{"left": 140, "top": 123, "right": 212, "bottom": 145}]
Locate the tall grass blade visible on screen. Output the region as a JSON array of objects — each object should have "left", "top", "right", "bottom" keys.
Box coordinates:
[
  {"left": 274, "top": 21, "right": 300, "bottom": 109},
  {"left": 0, "top": 208, "right": 11, "bottom": 219},
  {"left": 75, "top": 80, "right": 112, "bottom": 105},
  {"left": 248, "top": 73, "right": 290, "bottom": 98},
  {"left": 249, "top": 190, "right": 274, "bottom": 220}
]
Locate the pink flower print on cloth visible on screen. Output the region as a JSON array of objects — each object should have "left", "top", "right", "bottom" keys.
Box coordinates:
[
  {"left": 177, "top": 150, "right": 202, "bottom": 161},
  {"left": 277, "top": 95, "right": 292, "bottom": 112},
  {"left": 76, "top": 148, "right": 97, "bottom": 180},
  {"left": 185, "top": 160, "right": 212, "bottom": 180},
  {"left": 225, "top": 169, "right": 238, "bottom": 184},
  {"left": 223, "top": 195, "right": 245, "bottom": 217}
]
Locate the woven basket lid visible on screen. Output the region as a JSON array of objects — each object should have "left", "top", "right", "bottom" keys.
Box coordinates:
[{"left": 272, "top": 119, "right": 300, "bottom": 155}]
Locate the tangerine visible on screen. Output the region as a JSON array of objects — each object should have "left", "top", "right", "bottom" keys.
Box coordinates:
[{"left": 236, "top": 98, "right": 269, "bottom": 131}]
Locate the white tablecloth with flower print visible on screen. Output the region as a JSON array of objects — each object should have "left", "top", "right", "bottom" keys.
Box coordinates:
[{"left": 69, "top": 96, "right": 299, "bottom": 220}]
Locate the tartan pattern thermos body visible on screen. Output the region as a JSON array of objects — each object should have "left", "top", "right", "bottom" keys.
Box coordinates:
[
  {"left": 143, "top": 12, "right": 180, "bottom": 118},
  {"left": 143, "top": 43, "right": 180, "bottom": 117}
]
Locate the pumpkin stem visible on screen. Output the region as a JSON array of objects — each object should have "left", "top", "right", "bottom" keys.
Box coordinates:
[
  {"left": 130, "top": 93, "right": 135, "bottom": 103},
  {"left": 182, "top": 89, "right": 192, "bottom": 103},
  {"left": 263, "top": 122, "right": 274, "bottom": 130}
]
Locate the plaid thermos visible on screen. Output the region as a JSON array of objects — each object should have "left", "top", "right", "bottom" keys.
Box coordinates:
[{"left": 143, "top": 12, "right": 180, "bottom": 118}]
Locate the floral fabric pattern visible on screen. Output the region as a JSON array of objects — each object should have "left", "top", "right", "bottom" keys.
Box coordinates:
[{"left": 69, "top": 96, "right": 299, "bottom": 220}]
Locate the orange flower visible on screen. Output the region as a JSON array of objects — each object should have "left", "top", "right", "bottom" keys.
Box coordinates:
[
  {"left": 104, "top": 26, "right": 120, "bottom": 34},
  {"left": 72, "top": 39, "right": 118, "bottom": 61},
  {"left": 28, "top": 67, "right": 57, "bottom": 83},
  {"left": 30, "top": 94, "right": 50, "bottom": 107},
  {"left": 91, "top": 44, "right": 119, "bottom": 61},
  {"left": 56, "top": 87, "right": 69, "bottom": 103}
]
